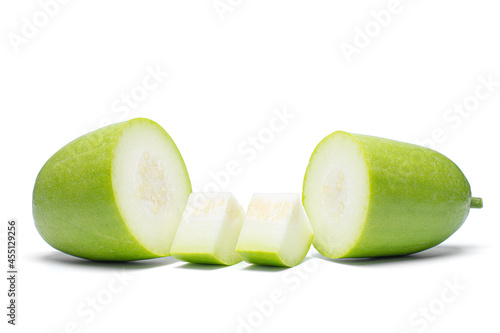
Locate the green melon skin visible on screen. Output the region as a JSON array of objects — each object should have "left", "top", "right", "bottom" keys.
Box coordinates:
[
  {"left": 33, "top": 118, "right": 192, "bottom": 261},
  {"left": 236, "top": 251, "right": 291, "bottom": 267},
  {"left": 303, "top": 131, "right": 482, "bottom": 259}
]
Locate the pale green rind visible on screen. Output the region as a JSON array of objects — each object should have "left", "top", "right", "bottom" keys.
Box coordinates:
[
  {"left": 171, "top": 242, "right": 243, "bottom": 265},
  {"left": 33, "top": 118, "right": 191, "bottom": 261},
  {"left": 219, "top": 253, "right": 243, "bottom": 266},
  {"left": 171, "top": 252, "right": 234, "bottom": 265},
  {"left": 236, "top": 250, "right": 289, "bottom": 267},
  {"left": 304, "top": 131, "right": 473, "bottom": 259}
]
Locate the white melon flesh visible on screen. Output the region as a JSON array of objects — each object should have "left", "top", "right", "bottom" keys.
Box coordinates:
[
  {"left": 235, "top": 194, "right": 314, "bottom": 267},
  {"left": 170, "top": 192, "right": 245, "bottom": 265},
  {"left": 302, "top": 132, "right": 370, "bottom": 258},
  {"left": 112, "top": 121, "right": 192, "bottom": 257}
]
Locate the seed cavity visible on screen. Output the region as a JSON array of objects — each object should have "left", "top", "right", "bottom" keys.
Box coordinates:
[
  {"left": 320, "top": 169, "right": 348, "bottom": 223},
  {"left": 136, "top": 152, "right": 170, "bottom": 215},
  {"left": 246, "top": 198, "right": 297, "bottom": 224},
  {"left": 338, "top": 202, "right": 344, "bottom": 214}
]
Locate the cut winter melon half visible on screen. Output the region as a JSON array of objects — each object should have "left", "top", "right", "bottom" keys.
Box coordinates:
[
  {"left": 33, "top": 118, "right": 192, "bottom": 261},
  {"left": 235, "top": 194, "right": 314, "bottom": 267},
  {"left": 303, "top": 131, "right": 482, "bottom": 259},
  {"left": 171, "top": 192, "right": 245, "bottom": 265}
]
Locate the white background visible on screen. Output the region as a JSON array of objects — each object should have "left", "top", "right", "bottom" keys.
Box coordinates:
[{"left": 1, "top": 1, "right": 499, "bottom": 332}]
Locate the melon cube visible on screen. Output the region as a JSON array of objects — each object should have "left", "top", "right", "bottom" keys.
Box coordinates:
[
  {"left": 236, "top": 193, "right": 313, "bottom": 267},
  {"left": 171, "top": 192, "right": 245, "bottom": 265}
]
